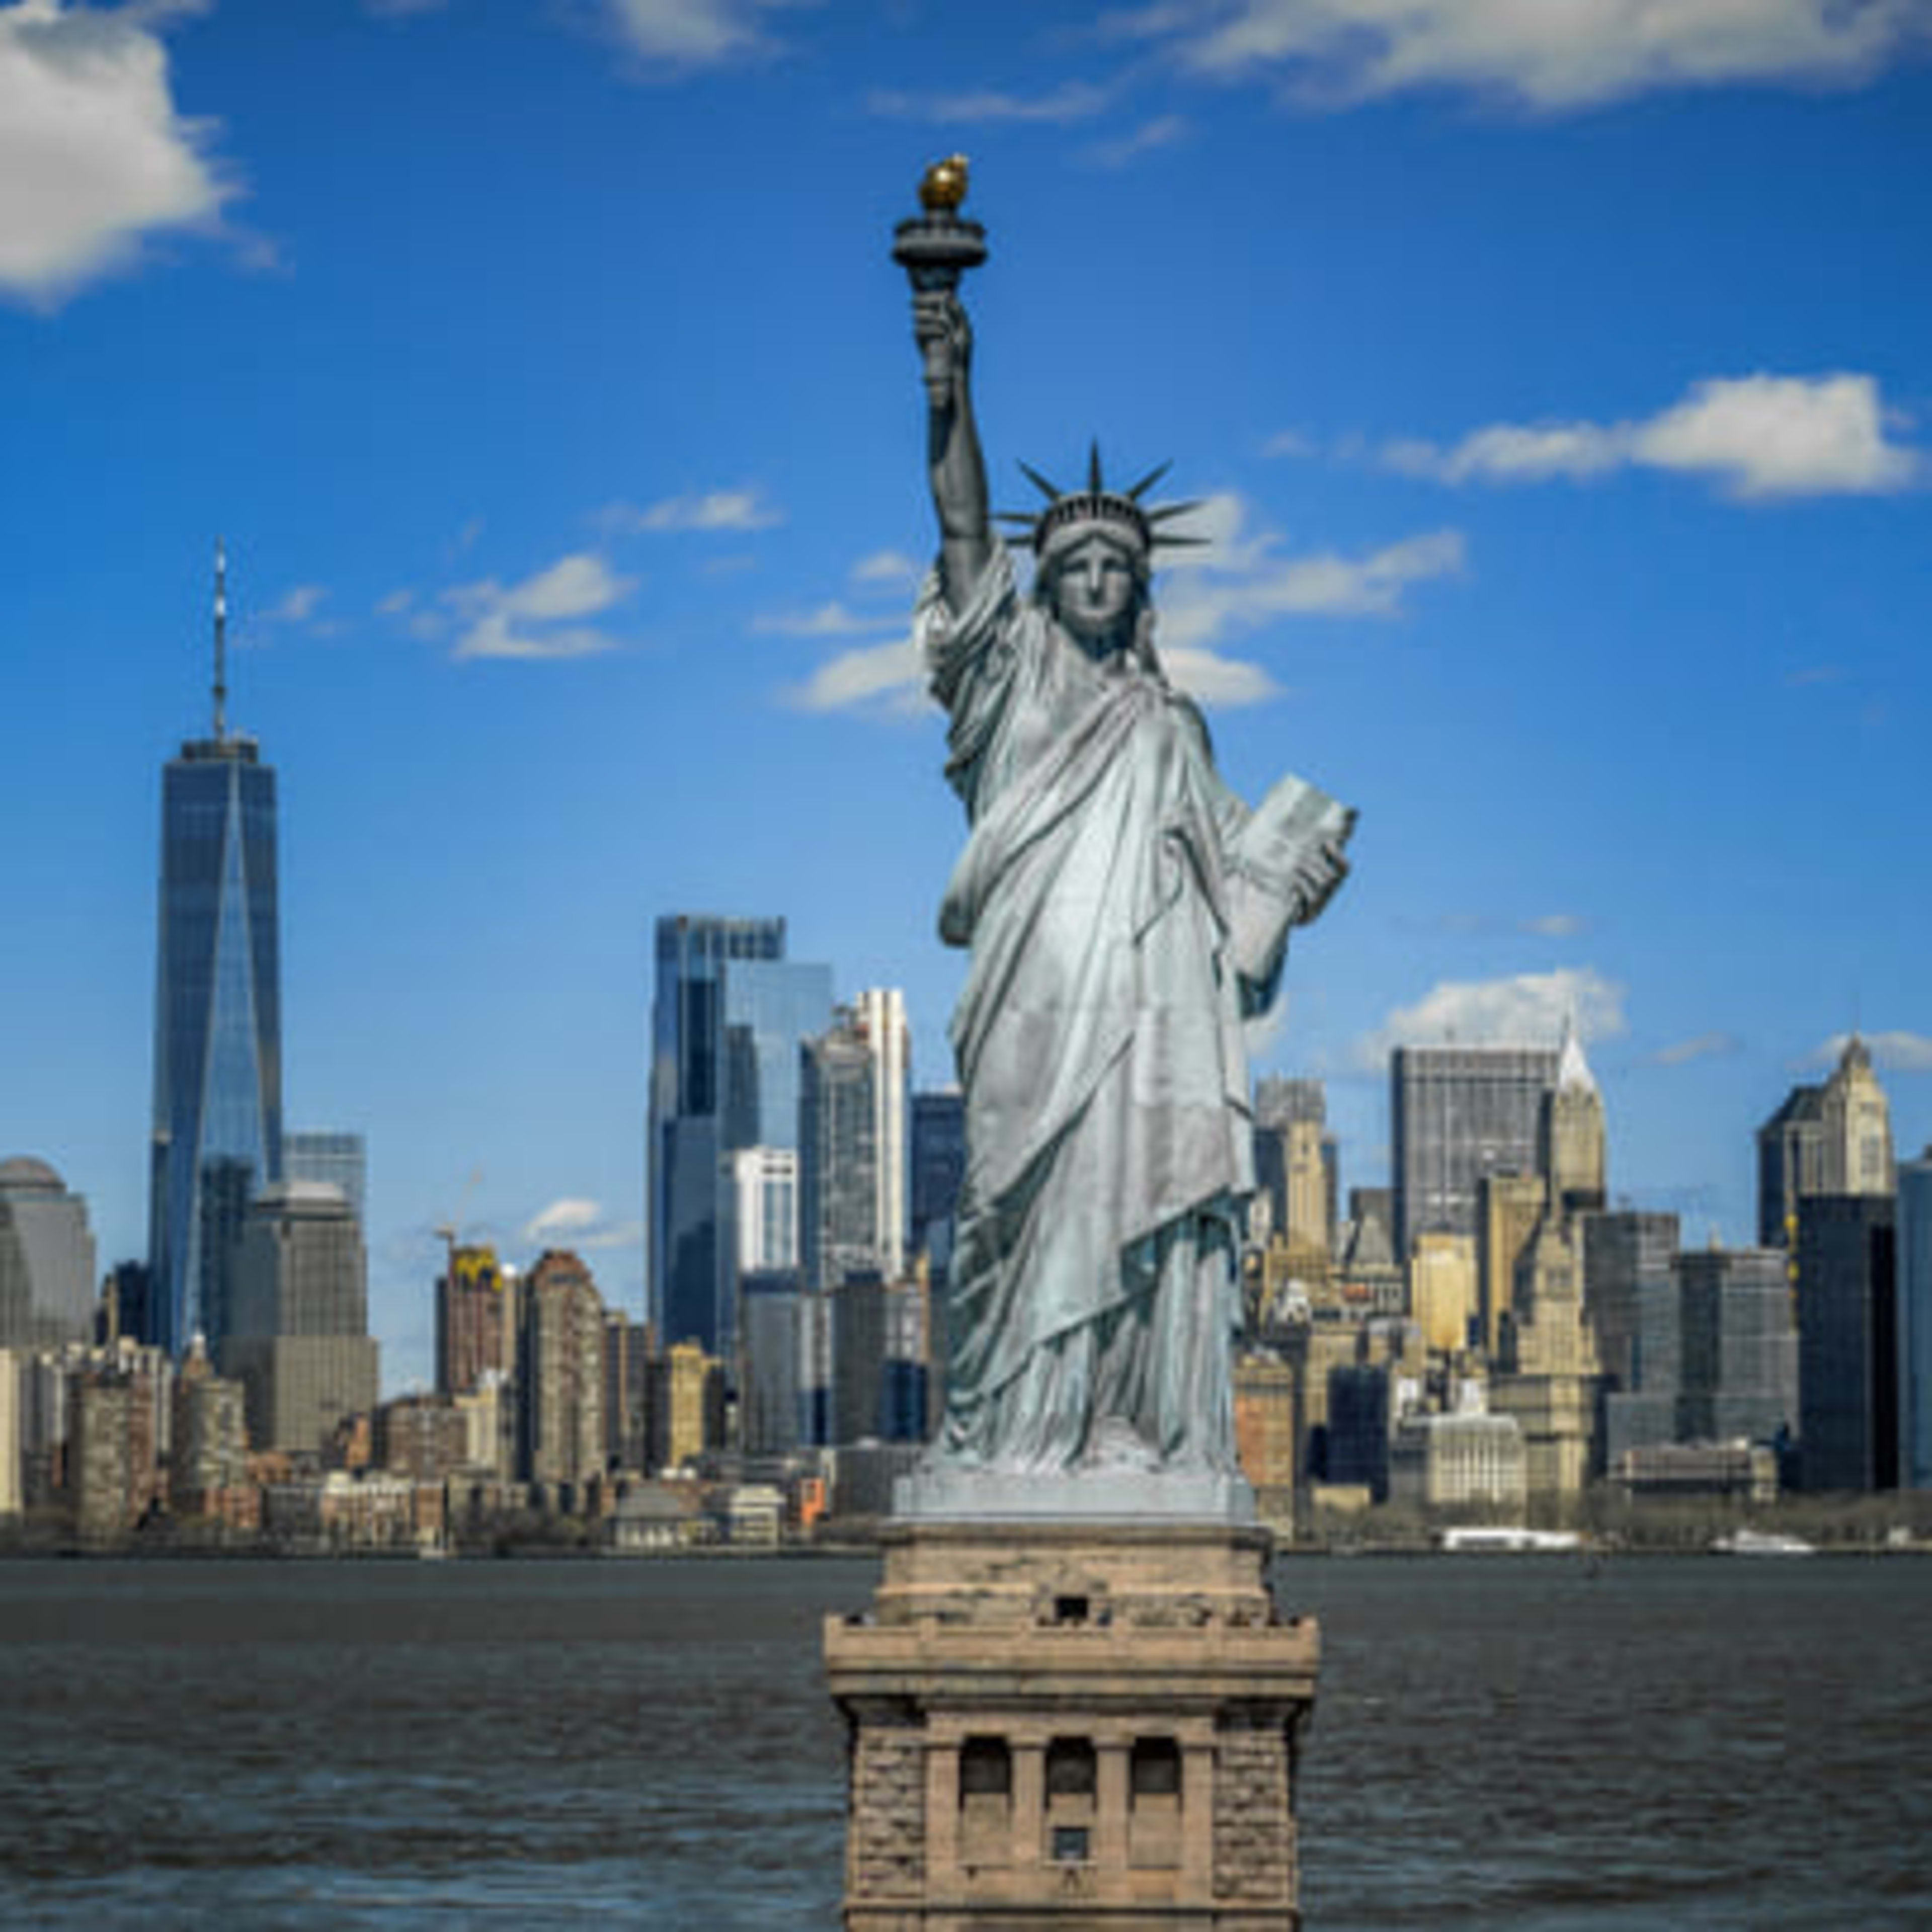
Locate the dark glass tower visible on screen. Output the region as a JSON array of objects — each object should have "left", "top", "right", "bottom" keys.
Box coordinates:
[
  {"left": 648, "top": 915, "right": 831, "bottom": 1358},
  {"left": 146, "top": 548, "right": 283, "bottom": 1357}
]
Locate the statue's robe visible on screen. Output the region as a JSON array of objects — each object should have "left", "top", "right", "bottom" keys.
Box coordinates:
[{"left": 921, "top": 549, "right": 1338, "bottom": 1472}]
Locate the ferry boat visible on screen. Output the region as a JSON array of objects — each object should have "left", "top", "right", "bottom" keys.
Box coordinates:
[
  {"left": 1438, "top": 1526, "right": 1584, "bottom": 1554},
  {"left": 1710, "top": 1527, "right": 1815, "bottom": 1557}
]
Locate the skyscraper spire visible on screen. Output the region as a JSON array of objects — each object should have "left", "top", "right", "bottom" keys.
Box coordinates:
[{"left": 212, "top": 537, "right": 228, "bottom": 743}]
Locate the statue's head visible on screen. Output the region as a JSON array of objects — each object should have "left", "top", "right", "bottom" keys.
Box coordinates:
[
  {"left": 1039, "top": 528, "right": 1146, "bottom": 653},
  {"left": 999, "top": 446, "right": 1201, "bottom": 660}
]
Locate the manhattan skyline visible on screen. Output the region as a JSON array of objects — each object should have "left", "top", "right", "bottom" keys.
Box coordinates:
[{"left": 3, "top": 2, "right": 1929, "bottom": 1391}]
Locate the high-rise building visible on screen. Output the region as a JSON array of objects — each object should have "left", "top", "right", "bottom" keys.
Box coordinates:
[
  {"left": 284, "top": 1132, "right": 366, "bottom": 1226},
  {"left": 801, "top": 1009, "right": 880, "bottom": 1294},
  {"left": 1673, "top": 1245, "right": 1798, "bottom": 1447},
  {"left": 435, "top": 1243, "right": 514, "bottom": 1396},
  {"left": 739, "top": 1269, "right": 804, "bottom": 1455},
  {"left": 519, "top": 1249, "right": 606, "bottom": 1491},
  {"left": 910, "top": 1089, "right": 966, "bottom": 1261},
  {"left": 1896, "top": 1148, "right": 1932, "bottom": 1490},
  {"left": 0, "top": 1158, "right": 98, "bottom": 1350},
  {"left": 1796, "top": 1193, "right": 1898, "bottom": 1492},
  {"left": 1757, "top": 1036, "right": 1895, "bottom": 1248},
  {"left": 1580, "top": 1210, "right": 1680, "bottom": 1391},
  {"left": 852, "top": 989, "right": 912, "bottom": 1280},
  {"left": 169, "top": 1337, "right": 251, "bottom": 1519},
  {"left": 1391, "top": 1044, "right": 1559, "bottom": 1263},
  {"left": 147, "top": 549, "right": 283, "bottom": 1357},
  {"left": 222, "top": 1181, "right": 379, "bottom": 1456},
  {"left": 1541, "top": 1026, "right": 1606, "bottom": 1221},
  {"left": 647, "top": 915, "right": 831, "bottom": 1356}
]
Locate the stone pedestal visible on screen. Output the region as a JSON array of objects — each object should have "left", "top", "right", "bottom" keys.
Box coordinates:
[{"left": 825, "top": 1517, "right": 1318, "bottom": 1929}]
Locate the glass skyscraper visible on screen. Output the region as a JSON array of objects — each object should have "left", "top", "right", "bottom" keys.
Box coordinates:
[
  {"left": 648, "top": 915, "right": 830, "bottom": 1359},
  {"left": 147, "top": 726, "right": 283, "bottom": 1359}
]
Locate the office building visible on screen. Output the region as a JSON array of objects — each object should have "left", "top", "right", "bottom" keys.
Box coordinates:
[
  {"left": 1757, "top": 1036, "right": 1895, "bottom": 1248},
  {"left": 67, "top": 1360, "right": 164, "bottom": 1544},
  {"left": 829, "top": 1271, "right": 927, "bottom": 1447},
  {"left": 169, "top": 1338, "right": 252, "bottom": 1523},
  {"left": 436, "top": 1243, "right": 514, "bottom": 1396},
  {"left": 284, "top": 1131, "right": 366, "bottom": 1225},
  {"left": 1389, "top": 1411, "right": 1527, "bottom": 1511},
  {"left": 1541, "top": 1025, "right": 1606, "bottom": 1220},
  {"left": 1254, "top": 1077, "right": 1337, "bottom": 1254},
  {"left": 1391, "top": 1044, "right": 1559, "bottom": 1262},
  {"left": 0, "top": 1348, "right": 21, "bottom": 1516},
  {"left": 1674, "top": 1244, "right": 1798, "bottom": 1446},
  {"left": 1580, "top": 1210, "right": 1680, "bottom": 1392},
  {"left": 739, "top": 1268, "right": 804, "bottom": 1455},
  {"left": 147, "top": 551, "right": 283, "bottom": 1357},
  {"left": 852, "top": 990, "right": 912, "bottom": 1280},
  {"left": 649, "top": 1339, "right": 725, "bottom": 1472},
  {"left": 1410, "top": 1231, "right": 1477, "bottom": 1356},
  {"left": 222, "top": 1181, "right": 379, "bottom": 1457},
  {"left": 519, "top": 1249, "right": 606, "bottom": 1491},
  {"left": 0, "top": 1158, "right": 98, "bottom": 1350},
  {"left": 1896, "top": 1149, "right": 1932, "bottom": 1489},
  {"left": 910, "top": 1089, "right": 966, "bottom": 1260},
  {"left": 1796, "top": 1193, "right": 1898, "bottom": 1492},
  {"left": 801, "top": 1009, "right": 880, "bottom": 1293},
  {"left": 648, "top": 915, "right": 831, "bottom": 1356}
]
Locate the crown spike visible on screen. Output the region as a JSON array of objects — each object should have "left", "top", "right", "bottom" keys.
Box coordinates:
[
  {"left": 1017, "top": 461, "right": 1062, "bottom": 501},
  {"left": 1124, "top": 461, "right": 1172, "bottom": 502},
  {"left": 1146, "top": 500, "right": 1204, "bottom": 524},
  {"left": 1087, "top": 441, "right": 1103, "bottom": 493}
]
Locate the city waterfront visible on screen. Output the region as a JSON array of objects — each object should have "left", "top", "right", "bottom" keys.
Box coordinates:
[{"left": 1, "top": 1555, "right": 1925, "bottom": 1929}]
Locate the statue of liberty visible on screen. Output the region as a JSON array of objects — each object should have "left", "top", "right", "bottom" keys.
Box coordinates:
[{"left": 901, "top": 165, "right": 1353, "bottom": 1498}]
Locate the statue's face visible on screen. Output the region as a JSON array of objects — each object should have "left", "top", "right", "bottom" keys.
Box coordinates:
[{"left": 1048, "top": 533, "right": 1139, "bottom": 649}]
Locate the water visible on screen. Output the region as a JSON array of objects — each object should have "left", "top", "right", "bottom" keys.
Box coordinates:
[{"left": 0, "top": 1554, "right": 1926, "bottom": 1928}]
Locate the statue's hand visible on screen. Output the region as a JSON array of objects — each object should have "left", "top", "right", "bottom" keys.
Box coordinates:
[
  {"left": 1292, "top": 836, "right": 1350, "bottom": 924},
  {"left": 913, "top": 289, "right": 972, "bottom": 410}
]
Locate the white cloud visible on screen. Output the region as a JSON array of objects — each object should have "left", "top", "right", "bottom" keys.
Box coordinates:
[
  {"left": 262, "top": 583, "right": 327, "bottom": 625},
  {"left": 446, "top": 550, "right": 635, "bottom": 662},
  {"left": 1381, "top": 373, "right": 1920, "bottom": 500},
  {"left": 375, "top": 588, "right": 415, "bottom": 617},
  {"left": 754, "top": 601, "right": 904, "bottom": 638},
  {"left": 1650, "top": 1031, "right": 1741, "bottom": 1067},
  {"left": 1806, "top": 1030, "right": 1932, "bottom": 1074},
  {"left": 1521, "top": 912, "right": 1586, "bottom": 938},
  {"left": 1110, "top": 0, "right": 1932, "bottom": 110},
  {"left": 603, "top": 0, "right": 794, "bottom": 67},
  {"left": 1160, "top": 646, "right": 1279, "bottom": 706},
  {"left": 604, "top": 487, "right": 783, "bottom": 533},
  {"left": 1157, "top": 493, "right": 1466, "bottom": 650},
  {"left": 851, "top": 548, "right": 921, "bottom": 588},
  {"left": 522, "top": 1196, "right": 643, "bottom": 1252},
  {"left": 867, "top": 79, "right": 1113, "bottom": 123},
  {"left": 785, "top": 635, "right": 928, "bottom": 715},
  {"left": 1354, "top": 966, "right": 1626, "bottom": 1070},
  {"left": 0, "top": 0, "right": 234, "bottom": 305},
  {"left": 1263, "top": 427, "right": 1318, "bottom": 458},
  {"left": 1084, "top": 112, "right": 1190, "bottom": 168}
]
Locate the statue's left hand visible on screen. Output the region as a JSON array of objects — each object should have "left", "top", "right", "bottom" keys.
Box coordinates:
[{"left": 1292, "top": 836, "right": 1349, "bottom": 924}]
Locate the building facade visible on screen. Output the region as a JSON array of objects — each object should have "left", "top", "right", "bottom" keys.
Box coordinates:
[
  {"left": 1391, "top": 1044, "right": 1559, "bottom": 1263},
  {"left": 1757, "top": 1036, "right": 1895, "bottom": 1248},
  {"left": 647, "top": 915, "right": 831, "bottom": 1357},
  {"left": 147, "top": 609, "right": 284, "bottom": 1358},
  {"left": 436, "top": 1243, "right": 514, "bottom": 1397},
  {"left": 1899, "top": 1149, "right": 1932, "bottom": 1490},
  {"left": 223, "top": 1181, "right": 379, "bottom": 1457},
  {"left": 1796, "top": 1193, "right": 1898, "bottom": 1492},
  {"left": 0, "top": 1158, "right": 98, "bottom": 1350},
  {"left": 519, "top": 1249, "right": 606, "bottom": 1490}
]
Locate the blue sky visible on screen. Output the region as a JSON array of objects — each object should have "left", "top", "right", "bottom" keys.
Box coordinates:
[{"left": 5, "top": 0, "right": 1930, "bottom": 1391}]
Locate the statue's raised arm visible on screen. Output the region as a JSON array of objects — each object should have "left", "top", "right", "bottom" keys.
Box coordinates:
[
  {"left": 893, "top": 156, "right": 992, "bottom": 611},
  {"left": 914, "top": 289, "right": 992, "bottom": 610}
]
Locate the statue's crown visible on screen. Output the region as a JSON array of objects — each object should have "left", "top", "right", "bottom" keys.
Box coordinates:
[{"left": 997, "top": 445, "right": 1205, "bottom": 562}]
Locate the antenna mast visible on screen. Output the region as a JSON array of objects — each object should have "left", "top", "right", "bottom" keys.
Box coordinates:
[{"left": 212, "top": 538, "right": 228, "bottom": 743}]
